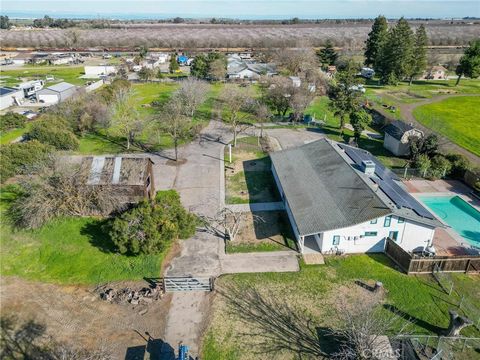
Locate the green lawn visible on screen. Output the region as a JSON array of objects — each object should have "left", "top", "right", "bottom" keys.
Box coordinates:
[
  {"left": 413, "top": 96, "right": 480, "bottom": 157},
  {"left": 0, "top": 127, "right": 27, "bottom": 145},
  {"left": 0, "top": 187, "right": 165, "bottom": 284},
  {"left": 0, "top": 66, "right": 87, "bottom": 86},
  {"left": 203, "top": 254, "right": 480, "bottom": 359},
  {"left": 132, "top": 82, "right": 179, "bottom": 116}
]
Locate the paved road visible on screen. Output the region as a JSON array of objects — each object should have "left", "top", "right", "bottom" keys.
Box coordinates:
[
  {"left": 158, "top": 122, "right": 310, "bottom": 358},
  {"left": 379, "top": 94, "right": 480, "bottom": 166}
]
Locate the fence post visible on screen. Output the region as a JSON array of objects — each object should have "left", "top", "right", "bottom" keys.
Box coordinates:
[
  {"left": 462, "top": 338, "right": 467, "bottom": 352},
  {"left": 404, "top": 166, "right": 408, "bottom": 179}
]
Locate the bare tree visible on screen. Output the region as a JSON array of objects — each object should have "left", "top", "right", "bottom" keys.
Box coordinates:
[
  {"left": 260, "top": 76, "right": 294, "bottom": 117},
  {"left": 156, "top": 96, "right": 199, "bottom": 161},
  {"left": 109, "top": 88, "right": 142, "bottom": 150},
  {"left": 330, "top": 297, "right": 410, "bottom": 360},
  {"left": 289, "top": 86, "right": 315, "bottom": 122},
  {"left": 9, "top": 158, "right": 120, "bottom": 229},
  {"left": 220, "top": 85, "right": 254, "bottom": 147},
  {"left": 177, "top": 78, "right": 210, "bottom": 117},
  {"left": 273, "top": 45, "right": 319, "bottom": 75},
  {"left": 255, "top": 102, "right": 272, "bottom": 141},
  {"left": 208, "top": 58, "right": 227, "bottom": 81}
]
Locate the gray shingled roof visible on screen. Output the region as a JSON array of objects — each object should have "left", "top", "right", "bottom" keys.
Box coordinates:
[
  {"left": 270, "top": 139, "right": 392, "bottom": 236},
  {"left": 384, "top": 120, "right": 414, "bottom": 140}
]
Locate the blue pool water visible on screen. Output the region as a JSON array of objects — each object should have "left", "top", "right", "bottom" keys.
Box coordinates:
[{"left": 419, "top": 196, "right": 480, "bottom": 246}]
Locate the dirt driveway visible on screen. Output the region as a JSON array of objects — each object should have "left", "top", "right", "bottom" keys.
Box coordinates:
[{"left": 0, "top": 277, "right": 172, "bottom": 359}]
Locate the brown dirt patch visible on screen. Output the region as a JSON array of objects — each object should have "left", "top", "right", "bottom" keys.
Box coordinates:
[
  {"left": 0, "top": 276, "right": 172, "bottom": 359},
  {"left": 234, "top": 211, "right": 293, "bottom": 246}
]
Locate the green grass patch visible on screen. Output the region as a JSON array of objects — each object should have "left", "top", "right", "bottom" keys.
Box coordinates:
[
  {"left": 203, "top": 254, "right": 480, "bottom": 358},
  {"left": 413, "top": 96, "right": 480, "bottom": 157},
  {"left": 132, "top": 82, "right": 179, "bottom": 116},
  {"left": 0, "top": 187, "right": 165, "bottom": 284},
  {"left": 0, "top": 127, "right": 27, "bottom": 145},
  {"left": 0, "top": 66, "right": 87, "bottom": 86}
]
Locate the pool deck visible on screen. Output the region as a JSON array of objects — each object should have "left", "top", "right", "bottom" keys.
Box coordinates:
[{"left": 404, "top": 179, "right": 480, "bottom": 256}]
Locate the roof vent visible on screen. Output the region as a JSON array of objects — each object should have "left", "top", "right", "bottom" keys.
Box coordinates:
[{"left": 361, "top": 160, "right": 375, "bottom": 176}]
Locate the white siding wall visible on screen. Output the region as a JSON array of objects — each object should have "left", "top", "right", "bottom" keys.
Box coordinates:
[
  {"left": 320, "top": 215, "right": 434, "bottom": 254},
  {"left": 383, "top": 133, "right": 401, "bottom": 156},
  {"left": 38, "top": 93, "right": 60, "bottom": 104}
]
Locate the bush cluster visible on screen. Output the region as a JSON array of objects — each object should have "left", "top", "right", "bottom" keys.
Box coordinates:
[
  {"left": 26, "top": 116, "right": 79, "bottom": 150},
  {"left": 0, "top": 140, "right": 53, "bottom": 181},
  {"left": 0, "top": 112, "right": 27, "bottom": 132},
  {"left": 107, "top": 190, "right": 197, "bottom": 255}
]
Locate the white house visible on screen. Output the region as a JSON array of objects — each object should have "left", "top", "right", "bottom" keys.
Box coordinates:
[
  {"left": 383, "top": 120, "right": 423, "bottom": 156},
  {"left": 227, "top": 55, "right": 277, "bottom": 79},
  {"left": 84, "top": 65, "right": 117, "bottom": 77},
  {"left": 16, "top": 80, "right": 45, "bottom": 98},
  {"left": 0, "top": 87, "right": 25, "bottom": 110},
  {"left": 270, "top": 139, "right": 442, "bottom": 255},
  {"left": 37, "top": 82, "right": 76, "bottom": 104}
]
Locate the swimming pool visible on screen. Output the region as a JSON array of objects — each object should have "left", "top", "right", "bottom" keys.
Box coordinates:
[{"left": 419, "top": 195, "right": 480, "bottom": 246}]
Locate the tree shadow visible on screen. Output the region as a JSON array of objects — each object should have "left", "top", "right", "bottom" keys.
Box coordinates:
[
  {"left": 242, "top": 157, "right": 281, "bottom": 203},
  {"left": 126, "top": 330, "right": 186, "bottom": 360},
  {"left": 383, "top": 304, "right": 445, "bottom": 335},
  {"left": 218, "top": 285, "right": 340, "bottom": 357},
  {"left": 80, "top": 219, "right": 120, "bottom": 254}
]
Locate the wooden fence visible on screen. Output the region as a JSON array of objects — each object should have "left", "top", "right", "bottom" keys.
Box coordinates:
[{"left": 384, "top": 238, "right": 480, "bottom": 275}]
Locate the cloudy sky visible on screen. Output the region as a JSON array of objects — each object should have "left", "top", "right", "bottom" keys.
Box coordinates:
[{"left": 2, "top": 1, "right": 479, "bottom": 19}]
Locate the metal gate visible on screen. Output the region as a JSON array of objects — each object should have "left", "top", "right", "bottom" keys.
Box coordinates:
[{"left": 162, "top": 276, "right": 214, "bottom": 292}]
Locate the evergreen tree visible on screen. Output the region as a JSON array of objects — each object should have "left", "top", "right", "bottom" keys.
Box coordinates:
[
  {"left": 317, "top": 40, "right": 338, "bottom": 68},
  {"left": 190, "top": 54, "right": 208, "bottom": 78},
  {"left": 328, "top": 60, "right": 363, "bottom": 131},
  {"left": 455, "top": 39, "right": 480, "bottom": 86},
  {"left": 408, "top": 24, "right": 428, "bottom": 85},
  {"left": 169, "top": 55, "right": 180, "bottom": 73},
  {"left": 364, "top": 15, "right": 388, "bottom": 68},
  {"left": 378, "top": 17, "right": 414, "bottom": 84},
  {"left": 349, "top": 109, "right": 372, "bottom": 142}
]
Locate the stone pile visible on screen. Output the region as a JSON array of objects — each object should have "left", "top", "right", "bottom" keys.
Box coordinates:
[{"left": 97, "top": 285, "right": 163, "bottom": 306}]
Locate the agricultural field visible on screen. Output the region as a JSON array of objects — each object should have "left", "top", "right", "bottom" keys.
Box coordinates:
[
  {"left": 203, "top": 255, "right": 480, "bottom": 359},
  {"left": 0, "top": 186, "right": 167, "bottom": 284},
  {"left": 0, "top": 66, "right": 87, "bottom": 87},
  {"left": 0, "top": 22, "right": 478, "bottom": 48},
  {"left": 413, "top": 96, "right": 480, "bottom": 157}
]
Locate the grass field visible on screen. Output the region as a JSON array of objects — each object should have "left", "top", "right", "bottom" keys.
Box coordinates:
[
  {"left": 203, "top": 255, "right": 480, "bottom": 359},
  {"left": 132, "top": 82, "right": 179, "bottom": 116},
  {"left": 413, "top": 96, "right": 480, "bottom": 157},
  {"left": 0, "top": 187, "right": 165, "bottom": 284},
  {"left": 0, "top": 66, "right": 87, "bottom": 86}
]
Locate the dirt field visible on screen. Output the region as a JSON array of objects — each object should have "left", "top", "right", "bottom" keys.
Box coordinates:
[
  {"left": 0, "top": 276, "right": 172, "bottom": 359},
  {"left": 1, "top": 22, "right": 478, "bottom": 49}
]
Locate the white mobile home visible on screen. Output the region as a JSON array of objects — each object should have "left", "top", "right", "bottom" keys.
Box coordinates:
[
  {"left": 270, "top": 139, "right": 442, "bottom": 255},
  {"left": 36, "top": 82, "right": 76, "bottom": 104},
  {"left": 16, "top": 80, "right": 45, "bottom": 98},
  {"left": 84, "top": 65, "right": 117, "bottom": 77},
  {"left": 0, "top": 87, "right": 24, "bottom": 110}
]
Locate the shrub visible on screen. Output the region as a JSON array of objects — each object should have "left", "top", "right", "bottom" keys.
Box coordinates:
[
  {"left": 0, "top": 140, "right": 53, "bottom": 182},
  {"left": 107, "top": 190, "right": 197, "bottom": 255},
  {"left": 445, "top": 153, "right": 471, "bottom": 179},
  {"left": 0, "top": 112, "right": 27, "bottom": 132},
  {"left": 415, "top": 153, "right": 431, "bottom": 177},
  {"left": 429, "top": 155, "right": 452, "bottom": 179},
  {"left": 26, "top": 117, "right": 79, "bottom": 150}
]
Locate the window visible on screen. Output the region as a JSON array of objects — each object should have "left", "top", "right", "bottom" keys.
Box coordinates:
[
  {"left": 398, "top": 217, "right": 405, "bottom": 224},
  {"left": 389, "top": 231, "right": 399, "bottom": 241},
  {"left": 370, "top": 218, "right": 378, "bottom": 224},
  {"left": 384, "top": 216, "right": 392, "bottom": 227},
  {"left": 333, "top": 235, "right": 340, "bottom": 246},
  {"left": 364, "top": 231, "right": 378, "bottom": 237}
]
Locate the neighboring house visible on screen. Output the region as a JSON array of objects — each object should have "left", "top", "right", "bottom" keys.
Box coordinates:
[
  {"left": 36, "top": 82, "right": 76, "bottom": 104},
  {"left": 0, "top": 87, "right": 24, "bottom": 110},
  {"left": 16, "top": 80, "right": 45, "bottom": 98},
  {"left": 79, "top": 156, "right": 155, "bottom": 208},
  {"left": 227, "top": 55, "right": 277, "bottom": 79},
  {"left": 424, "top": 66, "right": 448, "bottom": 80},
  {"left": 383, "top": 120, "right": 423, "bottom": 156},
  {"left": 147, "top": 52, "right": 169, "bottom": 64},
  {"left": 84, "top": 65, "right": 117, "bottom": 77},
  {"left": 270, "top": 139, "right": 442, "bottom": 254}
]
